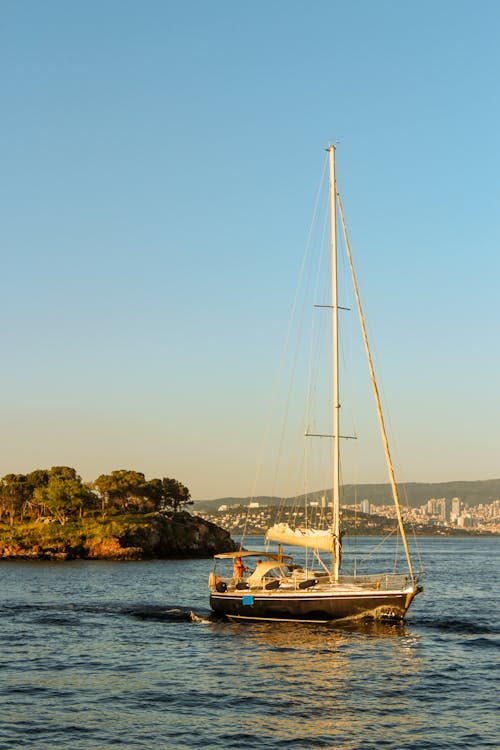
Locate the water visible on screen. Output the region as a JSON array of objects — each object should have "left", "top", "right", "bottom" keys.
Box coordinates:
[{"left": 0, "top": 537, "right": 498, "bottom": 749}]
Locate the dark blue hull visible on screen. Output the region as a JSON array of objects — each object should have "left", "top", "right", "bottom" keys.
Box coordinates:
[{"left": 210, "top": 587, "right": 419, "bottom": 623}]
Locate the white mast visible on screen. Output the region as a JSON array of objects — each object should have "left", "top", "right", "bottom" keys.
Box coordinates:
[{"left": 328, "top": 145, "right": 341, "bottom": 580}]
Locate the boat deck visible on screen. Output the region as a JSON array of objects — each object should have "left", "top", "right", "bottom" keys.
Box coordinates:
[{"left": 213, "top": 572, "right": 412, "bottom": 595}]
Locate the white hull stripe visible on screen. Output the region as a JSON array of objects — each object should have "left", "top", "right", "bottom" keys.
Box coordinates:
[{"left": 226, "top": 614, "right": 329, "bottom": 624}]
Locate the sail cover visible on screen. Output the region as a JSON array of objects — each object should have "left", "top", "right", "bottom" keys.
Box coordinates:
[{"left": 266, "top": 523, "right": 334, "bottom": 552}]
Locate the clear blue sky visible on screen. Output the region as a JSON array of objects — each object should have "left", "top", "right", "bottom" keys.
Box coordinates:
[{"left": 1, "top": 0, "right": 498, "bottom": 499}]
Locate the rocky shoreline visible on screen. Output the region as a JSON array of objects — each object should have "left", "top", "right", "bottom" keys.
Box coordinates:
[{"left": 0, "top": 512, "right": 237, "bottom": 561}]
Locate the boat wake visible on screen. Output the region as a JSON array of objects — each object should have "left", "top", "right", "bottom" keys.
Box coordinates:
[
  {"left": 123, "top": 604, "right": 213, "bottom": 623},
  {"left": 0, "top": 602, "right": 214, "bottom": 625}
]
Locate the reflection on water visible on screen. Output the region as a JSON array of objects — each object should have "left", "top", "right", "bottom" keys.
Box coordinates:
[
  {"left": 226, "top": 620, "right": 347, "bottom": 656},
  {"left": 328, "top": 618, "right": 409, "bottom": 637},
  {"left": 204, "top": 618, "right": 426, "bottom": 749},
  {"left": 222, "top": 617, "right": 411, "bottom": 646}
]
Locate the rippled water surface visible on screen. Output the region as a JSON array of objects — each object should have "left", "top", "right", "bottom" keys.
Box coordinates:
[{"left": 0, "top": 537, "right": 498, "bottom": 749}]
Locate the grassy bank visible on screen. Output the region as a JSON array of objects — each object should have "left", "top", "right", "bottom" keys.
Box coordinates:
[{"left": 0, "top": 511, "right": 236, "bottom": 560}]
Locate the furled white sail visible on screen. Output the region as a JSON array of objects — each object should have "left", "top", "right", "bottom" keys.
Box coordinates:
[{"left": 265, "top": 523, "right": 334, "bottom": 552}]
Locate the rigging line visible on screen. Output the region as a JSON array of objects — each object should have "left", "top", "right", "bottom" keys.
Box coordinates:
[
  {"left": 393, "top": 532, "right": 400, "bottom": 574},
  {"left": 277, "top": 230, "right": 328, "bottom": 505},
  {"left": 276, "top": 421, "right": 308, "bottom": 511},
  {"left": 334, "top": 175, "right": 369, "bottom": 526},
  {"left": 276, "top": 496, "right": 284, "bottom": 524},
  {"left": 358, "top": 293, "right": 425, "bottom": 575},
  {"left": 305, "top": 161, "right": 330, "bottom": 412},
  {"left": 268, "top": 275, "right": 317, "bottom": 499},
  {"left": 250, "top": 158, "right": 329, "bottom": 503},
  {"left": 399, "top": 480, "right": 425, "bottom": 572},
  {"left": 304, "top": 437, "right": 309, "bottom": 531},
  {"left": 314, "top": 438, "right": 328, "bottom": 528},
  {"left": 335, "top": 182, "right": 422, "bottom": 577},
  {"left": 381, "top": 419, "right": 424, "bottom": 574},
  {"left": 239, "top": 506, "right": 251, "bottom": 551},
  {"left": 321, "top": 489, "right": 329, "bottom": 527},
  {"left": 305, "top": 202, "right": 330, "bottom": 446},
  {"left": 338, "top": 459, "right": 344, "bottom": 524},
  {"left": 358, "top": 527, "right": 398, "bottom": 566},
  {"left": 336, "top": 187, "right": 415, "bottom": 581},
  {"left": 274, "top": 494, "right": 288, "bottom": 528}
]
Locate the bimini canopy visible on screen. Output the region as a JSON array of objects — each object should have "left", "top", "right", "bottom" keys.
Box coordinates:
[
  {"left": 266, "top": 523, "right": 334, "bottom": 553},
  {"left": 213, "top": 550, "right": 293, "bottom": 562},
  {"left": 247, "top": 560, "right": 287, "bottom": 585}
]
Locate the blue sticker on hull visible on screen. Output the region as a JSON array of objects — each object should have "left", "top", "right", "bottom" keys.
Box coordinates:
[{"left": 242, "top": 595, "right": 254, "bottom": 606}]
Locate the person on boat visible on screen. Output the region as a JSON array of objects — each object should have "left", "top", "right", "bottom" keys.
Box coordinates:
[{"left": 233, "top": 556, "right": 248, "bottom": 579}]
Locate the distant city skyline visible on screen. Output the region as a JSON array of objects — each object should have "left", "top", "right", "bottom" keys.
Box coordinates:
[
  {"left": 1, "top": 1, "right": 499, "bottom": 500},
  {"left": 197, "top": 496, "right": 500, "bottom": 535}
]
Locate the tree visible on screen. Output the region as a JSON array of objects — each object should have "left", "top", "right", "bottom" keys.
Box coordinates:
[
  {"left": 92, "top": 472, "right": 192, "bottom": 515},
  {"left": 92, "top": 470, "right": 148, "bottom": 514},
  {"left": 25, "top": 469, "right": 50, "bottom": 519},
  {"left": 140, "top": 478, "right": 164, "bottom": 512},
  {"left": 155, "top": 477, "right": 192, "bottom": 511},
  {"left": 48, "top": 466, "right": 79, "bottom": 481},
  {"left": 0, "top": 474, "right": 31, "bottom": 525},
  {"left": 0, "top": 466, "right": 192, "bottom": 523},
  {"left": 26, "top": 469, "right": 49, "bottom": 490},
  {"left": 33, "top": 475, "right": 95, "bottom": 525}
]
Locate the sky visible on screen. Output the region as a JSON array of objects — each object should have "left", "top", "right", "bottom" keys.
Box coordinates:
[{"left": 1, "top": 0, "right": 499, "bottom": 499}]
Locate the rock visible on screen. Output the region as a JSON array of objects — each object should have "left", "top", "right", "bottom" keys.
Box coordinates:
[
  {"left": 118, "top": 512, "right": 237, "bottom": 558},
  {"left": 86, "top": 537, "right": 143, "bottom": 560}
]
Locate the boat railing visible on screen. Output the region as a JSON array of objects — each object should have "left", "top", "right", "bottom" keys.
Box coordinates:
[
  {"left": 211, "top": 574, "right": 309, "bottom": 592},
  {"left": 338, "top": 573, "right": 410, "bottom": 591},
  {"left": 210, "top": 572, "right": 413, "bottom": 593}
]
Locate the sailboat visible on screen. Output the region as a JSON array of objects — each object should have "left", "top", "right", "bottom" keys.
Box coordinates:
[{"left": 209, "top": 146, "right": 423, "bottom": 623}]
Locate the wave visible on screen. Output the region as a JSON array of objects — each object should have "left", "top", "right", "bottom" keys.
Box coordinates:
[
  {"left": 412, "top": 615, "right": 500, "bottom": 636},
  {"left": 7, "top": 602, "right": 497, "bottom": 636}
]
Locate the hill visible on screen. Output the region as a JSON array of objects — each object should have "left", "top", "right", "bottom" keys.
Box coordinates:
[{"left": 194, "top": 478, "right": 500, "bottom": 510}]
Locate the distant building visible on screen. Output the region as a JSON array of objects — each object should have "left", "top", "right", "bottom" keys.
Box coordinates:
[
  {"left": 440, "top": 498, "right": 452, "bottom": 523},
  {"left": 450, "top": 497, "right": 461, "bottom": 524},
  {"left": 361, "top": 498, "right": 371, "bottom": 515},
  {"left": 427, "top": 498, "right": 441, "bottom": 515},
  {"left": 248, "top": 502, "right": 260, "bottom": 508},
  {"left": 218, "top": 504, "right": 228, "bottom": 512}
]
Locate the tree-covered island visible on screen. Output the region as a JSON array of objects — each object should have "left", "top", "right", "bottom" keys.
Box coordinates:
[{"left": 0, "top": 467, "right": 235, "bottom": 560}]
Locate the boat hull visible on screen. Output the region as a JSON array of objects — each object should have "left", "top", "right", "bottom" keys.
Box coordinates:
[{"left": 210, "top": 587, "right": 419, "bottom": 623}]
